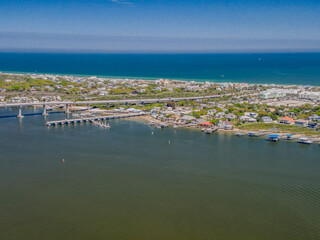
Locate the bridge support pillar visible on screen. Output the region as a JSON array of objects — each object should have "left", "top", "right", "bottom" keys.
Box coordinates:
[
  {"left": 17, "top": 106, "right": 24, "bottom": 118},
  {"left": 65, "top": 104, "right": 70, "bottom": 114},
  {"left": 42, "top": 104, "right": 48, "bottom": 116}
]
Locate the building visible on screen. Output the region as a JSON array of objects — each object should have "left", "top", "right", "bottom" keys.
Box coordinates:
[
  {"left": 298, "top": 91, "right": 320, "bottom": 101},
  {"left": 240, "top": 115, "right": 257, "bottom": 123},
  {"left": 279, "top": 117, "right": 294, "bottom": 124},
  {"left": 261, "top": 116, "right": 273, "bottom": 123},
  {"left": 218, "top": 120, "right": 234, "bottom": 130},
  {"left": 308, "top": 114, "right": 320, "bottom": 121},
  {"left": 294, "top": 119, "right": 308, "bottom": 127},
  {"left": 180, "top": 115, "right": 196, "bottom": 124},
  {"left": 259, "top": 89, "right": 299, "bottom": 99},
  {"left": 226, "top": 113, "right": 237, "bottom": 120},
  {"left": 199, "top": 121, "right": 213, "bottom": 127}
]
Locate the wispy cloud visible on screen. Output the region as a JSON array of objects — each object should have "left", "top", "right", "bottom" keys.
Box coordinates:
[{"left": 110, "top": 0, "right": 132, "bottom": 5}]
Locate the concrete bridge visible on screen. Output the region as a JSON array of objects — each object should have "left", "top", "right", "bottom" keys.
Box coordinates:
[
  {"left": 0, "top": 95, "right": 222, "bottom": 118},
  {"left": 46, "top": 112, "right": 147, "bottom": 126}
]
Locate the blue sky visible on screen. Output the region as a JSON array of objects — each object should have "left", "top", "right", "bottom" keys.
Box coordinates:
[{"left": 0, "top": 0, "right": 319, "bottom": 52}]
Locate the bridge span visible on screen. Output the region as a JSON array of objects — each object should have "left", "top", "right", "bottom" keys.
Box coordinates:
[{"left": 0, "top": 95, "right": 222, "bottom": 118}]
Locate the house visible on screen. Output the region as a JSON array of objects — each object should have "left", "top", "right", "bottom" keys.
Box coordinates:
[
  {"left": 226, "top": 113, "right": 237, "bottom": 120},
  {"left": 308, "top": 114, "right": 320, "bottom": 121},
  {"left": 218, "top": 120, "right": 234, "bottom": 130},
  {"left": 215, "top": 112, "right": 225, "bottom": 119},
  {"left": 240, "top": 115, "right": 257, "bottom": 123},
  {"left": 261, "top": 116, "right": 273, "bottom": 123},
  {"left": 196, "top": 118, "right": 208, "bottom": 125},
  {"left": 180, "top": 115, "right": 196, "bottom": 124},
  {"left": 244, "top": 112, "right": 258, "bottom": 118},
  {"left": 279, "top": 116, "right": 294, "bottom": 124},
  {"left": 308, "top": 122, "right": 318, "bottom": 129},
  {"left": 199, "top": 121, "right": 213, "bottom": 127},
  {"left": 207, "top": 109, "right": 217, "bottom": 116},
  {"left": 294, "top": 119, "right": 308, "bottom": 127}
]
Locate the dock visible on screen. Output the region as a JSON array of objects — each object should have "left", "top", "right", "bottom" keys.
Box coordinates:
[{"left": 46, "top": 113, "right": 147, "bottom": 126}]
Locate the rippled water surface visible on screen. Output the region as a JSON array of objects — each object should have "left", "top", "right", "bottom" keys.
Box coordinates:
[{"left": 0, "top": 108, "right": 320, "bottom": 240}]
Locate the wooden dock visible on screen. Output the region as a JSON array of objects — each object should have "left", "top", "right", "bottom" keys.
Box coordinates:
[{"left": 46, "top": 113, "right": 147, "bottom": 126}]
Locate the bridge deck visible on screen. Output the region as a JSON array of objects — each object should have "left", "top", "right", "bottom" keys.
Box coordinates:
[{"left": 0, "top": 95, "right": 221, "bottom": 108}]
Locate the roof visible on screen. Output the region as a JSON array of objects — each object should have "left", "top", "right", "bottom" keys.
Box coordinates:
[
  {"left": 295, "top": 119, "right": 308, "bottom": 123},
  {"left": 268, "top": 134, "right": 280, "bottom": 138},
  {"left": 280, "top": 116, "right": 294, "bottom": 122},
  {"left": 200, "top": 122, "right": 213, "bottom": 126},
  {"left": 181, "top": 115, "right": 195, "bottom": 121},
  {"left": 197, "top": 118, "right": 208, "bottom": 124}
]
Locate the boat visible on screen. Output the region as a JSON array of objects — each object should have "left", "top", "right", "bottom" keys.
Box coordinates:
[
  {"left": 149, "top": 121, "right": 155, "bottom": 126},
  {"left": 297, "top": 137, "right": 313, "bottom": 145},
  {"left": 286, "top": 134, "right": 293, "bottom": 140},
  {"left": 205, "top": 128, "right": 213, "bottom": 134},
  {"left": 248, "top": 132, "right": 258, "bottom": 137},
  {"left": 205, "top": 127, "right": 217, "bottom": 134},
  {"left": 267, "top": 134, "right": 280, "bottom": 142},
  {"left": 173, "top": 125, "right": 178, "bottom": 129}
]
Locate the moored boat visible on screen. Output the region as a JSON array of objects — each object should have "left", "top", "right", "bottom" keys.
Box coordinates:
[
  {"left": 248, "top": 132, "right": 258, "bottom": 137},
  {"left": 149, "top": 121, "right": 155, "bottom": 126},
  {"left": 297, "top": 137, "right": 313, "bottom": 144}
]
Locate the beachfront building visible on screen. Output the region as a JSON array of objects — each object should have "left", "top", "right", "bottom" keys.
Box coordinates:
[
  {"left": 279, "top": 116, "right": 294, "bottom": 124},
  {"left": 294, "top": 119, "right": 308, "bottom": 127},
  {"left": 199, "top": 121, "right": 213, "bottom": 127},
  {"left": 180, "top": 115, "right": 196, "bottom": 124},
  {"left": 259, "top": 89, "right": 299, "bottom": 99},
  {"left": 308, "top": 114, "right": 320, "bottom": 121},
  {"left": 218, "top": 120, "right": 234, "bottom": 130},
  {"left": 298, "top": 91, "right": 320, "bottom": 101},
  {"left": 239, "top": 115, "right": 257, "bottom": 123},
  {"left": 261, "top": 116, "right": 273, "bottom": 123}
]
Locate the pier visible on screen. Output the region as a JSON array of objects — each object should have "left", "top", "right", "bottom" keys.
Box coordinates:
[{"left": 46, "top": 113, "right": 147, "bottom": 126}]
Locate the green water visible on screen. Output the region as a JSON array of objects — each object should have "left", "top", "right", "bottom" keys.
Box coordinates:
[{"left": 1, "top": 108, "right": 320, "bottom": 240}]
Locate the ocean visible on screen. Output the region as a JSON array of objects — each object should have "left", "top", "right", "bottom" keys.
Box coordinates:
[{"left": 0, "top": 52, "right": 320, "bottom": 85}]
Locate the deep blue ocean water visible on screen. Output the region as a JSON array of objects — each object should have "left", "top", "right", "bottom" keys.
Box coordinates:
[{"left": 0, "top": 52, "right": 320, "bottom": 85}]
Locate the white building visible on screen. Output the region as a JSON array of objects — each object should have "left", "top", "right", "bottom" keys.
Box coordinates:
[
  {"left": 259, "top": 89, "right": 299, "bottom": 99},
  {"left": 298, "top": 91, "right": 320, "bottom": 101}
]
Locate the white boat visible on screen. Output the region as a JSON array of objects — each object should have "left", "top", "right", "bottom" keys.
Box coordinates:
[
  {"left": 149, "top": 121, "right": 155, "bottom": 126},
  {"left": 297, "top": 138, "right": 313, "bottom": 144}
]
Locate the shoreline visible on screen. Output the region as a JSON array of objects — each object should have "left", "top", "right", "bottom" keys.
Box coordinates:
[
  {"left": 130, "top": 115, "right": 320, "bottom": 140},
  {"left": 1, "top": 70, "right": 320, "bottom": 87}
]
